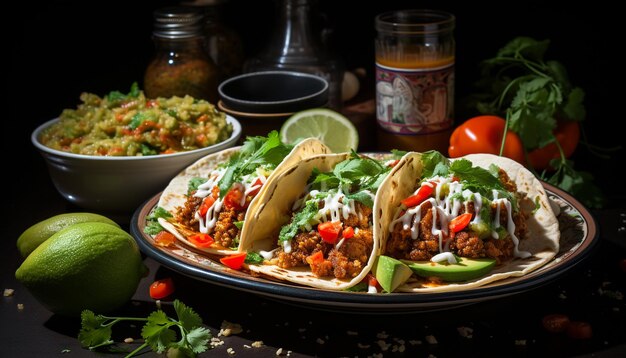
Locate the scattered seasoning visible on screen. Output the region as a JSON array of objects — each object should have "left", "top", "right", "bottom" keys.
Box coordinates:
[
  {"left": 558, "top": 292, "right": 567, "bottom": 299},
  {"left": 357, "top": 343, "right": 371, "bottom": 349},
  {"left": 376, "top": 340, "right": 390, "bottom": 351},
  {"left": 515, "top": 339, "right": 527, "bottom": 346},
  {"left": 346, "top": 330, "right": 359, "bottom": 336},
  {"left": 3, "top": 288, "right": 14, "bottom": 297},
  {"left": 409, "top": 340, "right": 422, "bottom": 345},
  {"left": 457, "top": 326, "right": 474, "bottom": 338},
  {"left": 243, "top": 345, "right": 251, "bottom": 349},
  {"left": 276, "top": 348, "right": 284, "bottom": 356},
  {"left": 393, "top": 338, "right": 405, "bottom": 344},
  {"left": 227, "top": 347, "right": 235, "bottom": 355},
  {"left": 298, "top": 328, "right": 307, "bottom": 333},
  {"left": 219, "top": 321, "right": 243, "bottom": 337},
  {"left": 376, "top": 331, "right": 389, "bottom": 339},
  {"left": 210, "top": 337, "right": 225, "bottom": 348},
  {"left": 17, "top": 303, "right": 24, "bottom": 311},
  {"left": 124, "top": 338, "right": 134, "bottom": 343},
  {"left": 425, "top": 335, "right": 438, "bottom": 344},
  {"left": 316, "top": 338, "right": 325, "bottom": 345},
  {"left": 287, "top": 350, "right": 293, "bottom": 356},
  {"left": 251, "top": 341, "right": 264, "bottom": 348},
  {"left": 61, "top": 349, "right": 70, "bottom": 353}
]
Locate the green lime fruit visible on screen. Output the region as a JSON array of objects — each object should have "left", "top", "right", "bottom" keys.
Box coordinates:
[
  {"left": 17, "top": 212, "right": 119, "bottom": 258},
  {"left": 15, "top": 222, "right": 147, "bottom": 317},
  {"left": 280, "top": 108, "right": 359, "bottom": 153}
]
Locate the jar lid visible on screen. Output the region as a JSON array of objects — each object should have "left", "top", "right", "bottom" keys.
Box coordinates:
[{"left": 152, "top": 6, "right": 204, "bottom": 39}]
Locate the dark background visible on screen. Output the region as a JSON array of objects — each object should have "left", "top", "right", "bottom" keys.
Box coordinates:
[{"left": 8, "top": 0, "right": 623, "bottom": 207}]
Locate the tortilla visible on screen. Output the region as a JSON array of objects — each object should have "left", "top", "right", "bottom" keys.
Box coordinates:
[
  {"left": 241, "top": 153, "right": 385, "bottom": 291},
  {"left": 156, "top": 138, "right": 331, "bottom": 255},
  {"left": 377, "top": 152, "right": 560, "bottom": 293}
]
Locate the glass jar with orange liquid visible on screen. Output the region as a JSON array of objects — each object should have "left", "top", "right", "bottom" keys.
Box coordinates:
[{"left": 375, "top": 10, "right": 455, "bottom": 152}]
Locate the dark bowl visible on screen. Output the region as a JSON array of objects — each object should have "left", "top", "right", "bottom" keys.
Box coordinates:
[{"left": 218, "top": 71, "right": 329, "bottom": 114}]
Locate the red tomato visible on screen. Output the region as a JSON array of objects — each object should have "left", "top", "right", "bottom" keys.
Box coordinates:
[
  {"left": 247, "top": 178, "right": 264, "bottom": 198},
  {"left": 527, "top": 121, "right": 580, "bottom": 170},
  {"left": 306, "top": 251, "right": 324, "bottom": 265},
  {"left": 566, "top": 321, "right": 593, "bottom": 339},
  {"left": 342, "top": 226, "right": 355, "bottom": 239},
  {"left": 448, "top": 115, "right": 525, "bottom": 164},
  {"left": 449, "top": 213, "right": 472, "bottom": 233},
  {"left": 189, "top": 233, "right": 214, "bottom": 248},
  {"left": 220, "top": 252, "right": 247, "bottom": 270},
  {"left": 401, "top": 183, "right": 435, "bottom": 208},
  {"left": 318, "top": 221, "right": 342, "bottom": 244},
  {"left": 223, "top": 186, "right": 245, "bottom": 210},
  {"left": 149, "top": 278, "right": 175, "bottom": 299},
  {"left": 542, "top": 314, "right": 571, "bottom": 333},
  {"left": 154, "top": 231, "right": 176, "bottom": 247}
]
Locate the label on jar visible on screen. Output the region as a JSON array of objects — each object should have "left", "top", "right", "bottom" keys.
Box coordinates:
[{"left": 375, "top": 63, "right": 454, "bottom": 134}]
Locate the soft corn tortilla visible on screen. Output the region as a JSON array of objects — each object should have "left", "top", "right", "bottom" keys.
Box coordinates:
[
  {"left": 377, "top": 152, "right": 560, "bottom": 293},
  {"left": 241, "top": 153, "right": 384, "bottom": 291},
  {"left": 156, "top": 138, "right": 331, "bottom": 255}
]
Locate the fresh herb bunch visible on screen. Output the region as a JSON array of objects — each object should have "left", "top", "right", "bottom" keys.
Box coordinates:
[
  {"left": 79, "top": 300, "right": 210, "bottom": 357},
  {"left": 473, "top": 36, "right": 603, "bottom": 208}
]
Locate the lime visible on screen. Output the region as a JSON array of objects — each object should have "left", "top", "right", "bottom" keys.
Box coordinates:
[
  {"left": 280, "top": 108, "right": 359, "bottom": 153},
  {"left": 17, "top": 212, "right": 119, "bottom": 258},
  {"left": 15, "top": 222, "right": 147, "bottom": 317}
]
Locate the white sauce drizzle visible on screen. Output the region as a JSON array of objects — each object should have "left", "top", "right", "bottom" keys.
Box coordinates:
[
  {"left": 259, "top": 248, "right": 278, "bottom": 260},
  {"left": 282, "top": 239, "right": 292, "bottom": 254},
  {"left": 431, "top": 252, "right": 458, "bottom": 264},
  {"left": 367, "top": 284, "right": 378, "bottom": 294}
]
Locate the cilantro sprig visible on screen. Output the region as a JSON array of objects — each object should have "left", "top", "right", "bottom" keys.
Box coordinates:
[
  {"left": 472, "top": 36, "right": 605, "bottom": 207},
  {"left": 218, "top": 131, "right": 292, "bottom": 197},
  {"left": 79, "top": 300, "right": 210, "bottom": 358},
  {"left": 144, "top": 206, "right": 173, "bottom": 235}
]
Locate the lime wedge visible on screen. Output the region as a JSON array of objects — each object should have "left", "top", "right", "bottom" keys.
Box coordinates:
[{"left": 280, "top": 108, "right": 359, "bottom": 153}]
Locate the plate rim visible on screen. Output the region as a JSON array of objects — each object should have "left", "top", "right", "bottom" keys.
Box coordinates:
[{"left": 130, "top": 181, "right": 599, "bottom": 310}]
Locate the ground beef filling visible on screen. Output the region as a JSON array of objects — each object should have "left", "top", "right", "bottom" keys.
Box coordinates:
[
  {"left": 387, "top": 185, "right": 526, "bottom": 265},
  {"left": 276, "top": 202, "right": 373, "bottom": 279},
  {"left": 176, "top": 189, "right": 245, "bottom": 248}
]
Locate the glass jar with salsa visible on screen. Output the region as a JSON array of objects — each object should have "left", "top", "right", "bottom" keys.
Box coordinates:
[{"left": 144, "top": 7, "right": 218, "bottom": 103}]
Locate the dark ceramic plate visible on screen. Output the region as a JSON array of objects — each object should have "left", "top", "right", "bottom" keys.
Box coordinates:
[{"left": 131, "top": 182, "right": 598, "bottom": 313}]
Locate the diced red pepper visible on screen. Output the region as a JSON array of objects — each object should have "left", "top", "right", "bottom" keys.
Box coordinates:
[
  {"left": 401, "top": 183, "right": 436, "bottom": 208},
  {"left": 149, "top": 278, "right": 175, "bottom": 299},
  {"left": 154, "top": 231, "right": 176, "bottom": 247},
  {"left": 188, "top": 233, "right": 214, "bottom": 248},
  {"left": 342, "top": 226, "right": 355, "bottom": 239},
  {"left": 318, "top": 221, "right": 343, "bottom": 244},
  {"left": 306, "top": 251, "right": 324, "bottom": 265},
  {"left": 220, "top": 252, "right": 248, "bottom": 270},
  {"left": 387, "top": 159, "right": 399, "bottom": 167},
  {"left": 449, "top": 213, "right": 473, "bottom": 233},
  {"left": 365, "top": 273, "right": 381, "bottom": 292}
]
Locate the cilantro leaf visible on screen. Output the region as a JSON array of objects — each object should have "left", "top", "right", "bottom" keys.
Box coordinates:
[
  {"left": 144, "top": 206, "right": 172, "bottom": 235},
  {"left": 390, "top": 149, "right": 407, "bottom": 159},
  {"left": 78, "top": 310, "right": 113, "bottom": 349},
  {"left": 421, "top": 151, "right": 449, "bottom": 178},
  {"left": 187, "top": 177, "right": 208, "bottom": 196},
  {"left": 142, "top": 311, "right": 177, "bottom": 353},
  {"left": 218, "top": 131, "right": 292, "bottom": 197},
  {"left": 495, "top": 37, "right": 550, "bottom": 62},
  {"left": 279, "top": 200, "right": 319, "bottom": 242},
  {"left": 562, "top": 87, "right": 586, "bottom": 121},
  {"left": 186, "top": 327, "right": 211, "bottom": 354},
  {"left": 346, "top": 190, "right": 375, "bottom": 208},
  {"left": 106, "top": 82, "right": 141, "bottom": 107},
  {"left": 245, "top": 252, "right": 264, "bottom": 264},
  {"left": 449, "top": 159, "right": 506, "bottom": 196},
  {"left": 174, "top": 300, "right": 202, "bottom": 332}
]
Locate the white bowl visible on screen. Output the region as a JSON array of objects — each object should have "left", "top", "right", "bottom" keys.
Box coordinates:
[{"left": 32, "top": 115, "right": 241, "bottom": 213}]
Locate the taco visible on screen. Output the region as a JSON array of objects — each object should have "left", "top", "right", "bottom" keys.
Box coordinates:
[
  {"left": 153, "top": 131, "right": 331, "bottom": 255},
  {"left": 241, "top": 152, "right": 395, "bottom": 290},
  {"left": 376, "top": 151, "right": 560, "bottom": 292}
]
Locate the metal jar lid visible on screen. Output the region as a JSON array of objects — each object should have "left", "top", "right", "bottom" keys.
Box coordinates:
[{"left": 152, "top": 7, "right": 204, "bottom": 39}]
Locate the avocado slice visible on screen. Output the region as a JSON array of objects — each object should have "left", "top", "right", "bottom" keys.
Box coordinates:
[
  {"left": 373, "top": 255, "right": 413, "bottom": 292},
  {"left": 402, "top": 257, "right": 496, "bottom": 282}
]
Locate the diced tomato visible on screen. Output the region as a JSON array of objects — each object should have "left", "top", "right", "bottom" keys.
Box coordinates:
[
  {"left": 154, "top": 231, "right": 176, "bottom": 247},
  {"left": 246, "top": 178, "right": 264, "bottom": 199},
  {"left": 387, "top": 159, "right": 399, "bottom": 167},
  {"left": 318, "top": 221, "right": 343, "bottom": 244},
  {"left": 542, "top": 314, "right": 570, "bottom": 333},
  {"left": 342, "top": 226, "right": 355, "bottom": 239},
  {"left": 401, "top": 183, "right": 436, "bottom": 208},
  {"left": 223, "top": 186, "right": 245, "bottom": 210},
  {"left": 149, "top": 278, "right": 175, "bottom": 299},
  {"left": 366, "top": 273, "right": 381, "bottom": 291},
  {"left": 188, "top": 233, "right": 214, "bottom": 248},
  {"left": 566, "top": 321, "right": 593, "bottom": 339},
  {"left": 198, "top": 196, "right": 216, "bottom": 217},
  {"left": 146, "top": 99, "right": 158, "bottom": 108},
  {"left": 135, "top": 120, "right": 159, "bottom": 134},
  {"left": 449, "top": 213, "right": 473, "bottom": 233},
  {"left": 306, "top": 251, "right": 324, "bottom": 265},
  {"left": 196, "top": 114, "right": 209, "bottom": 122},
  {"left": 220, "top": 252, "right": 247, "bottom": 270}
]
